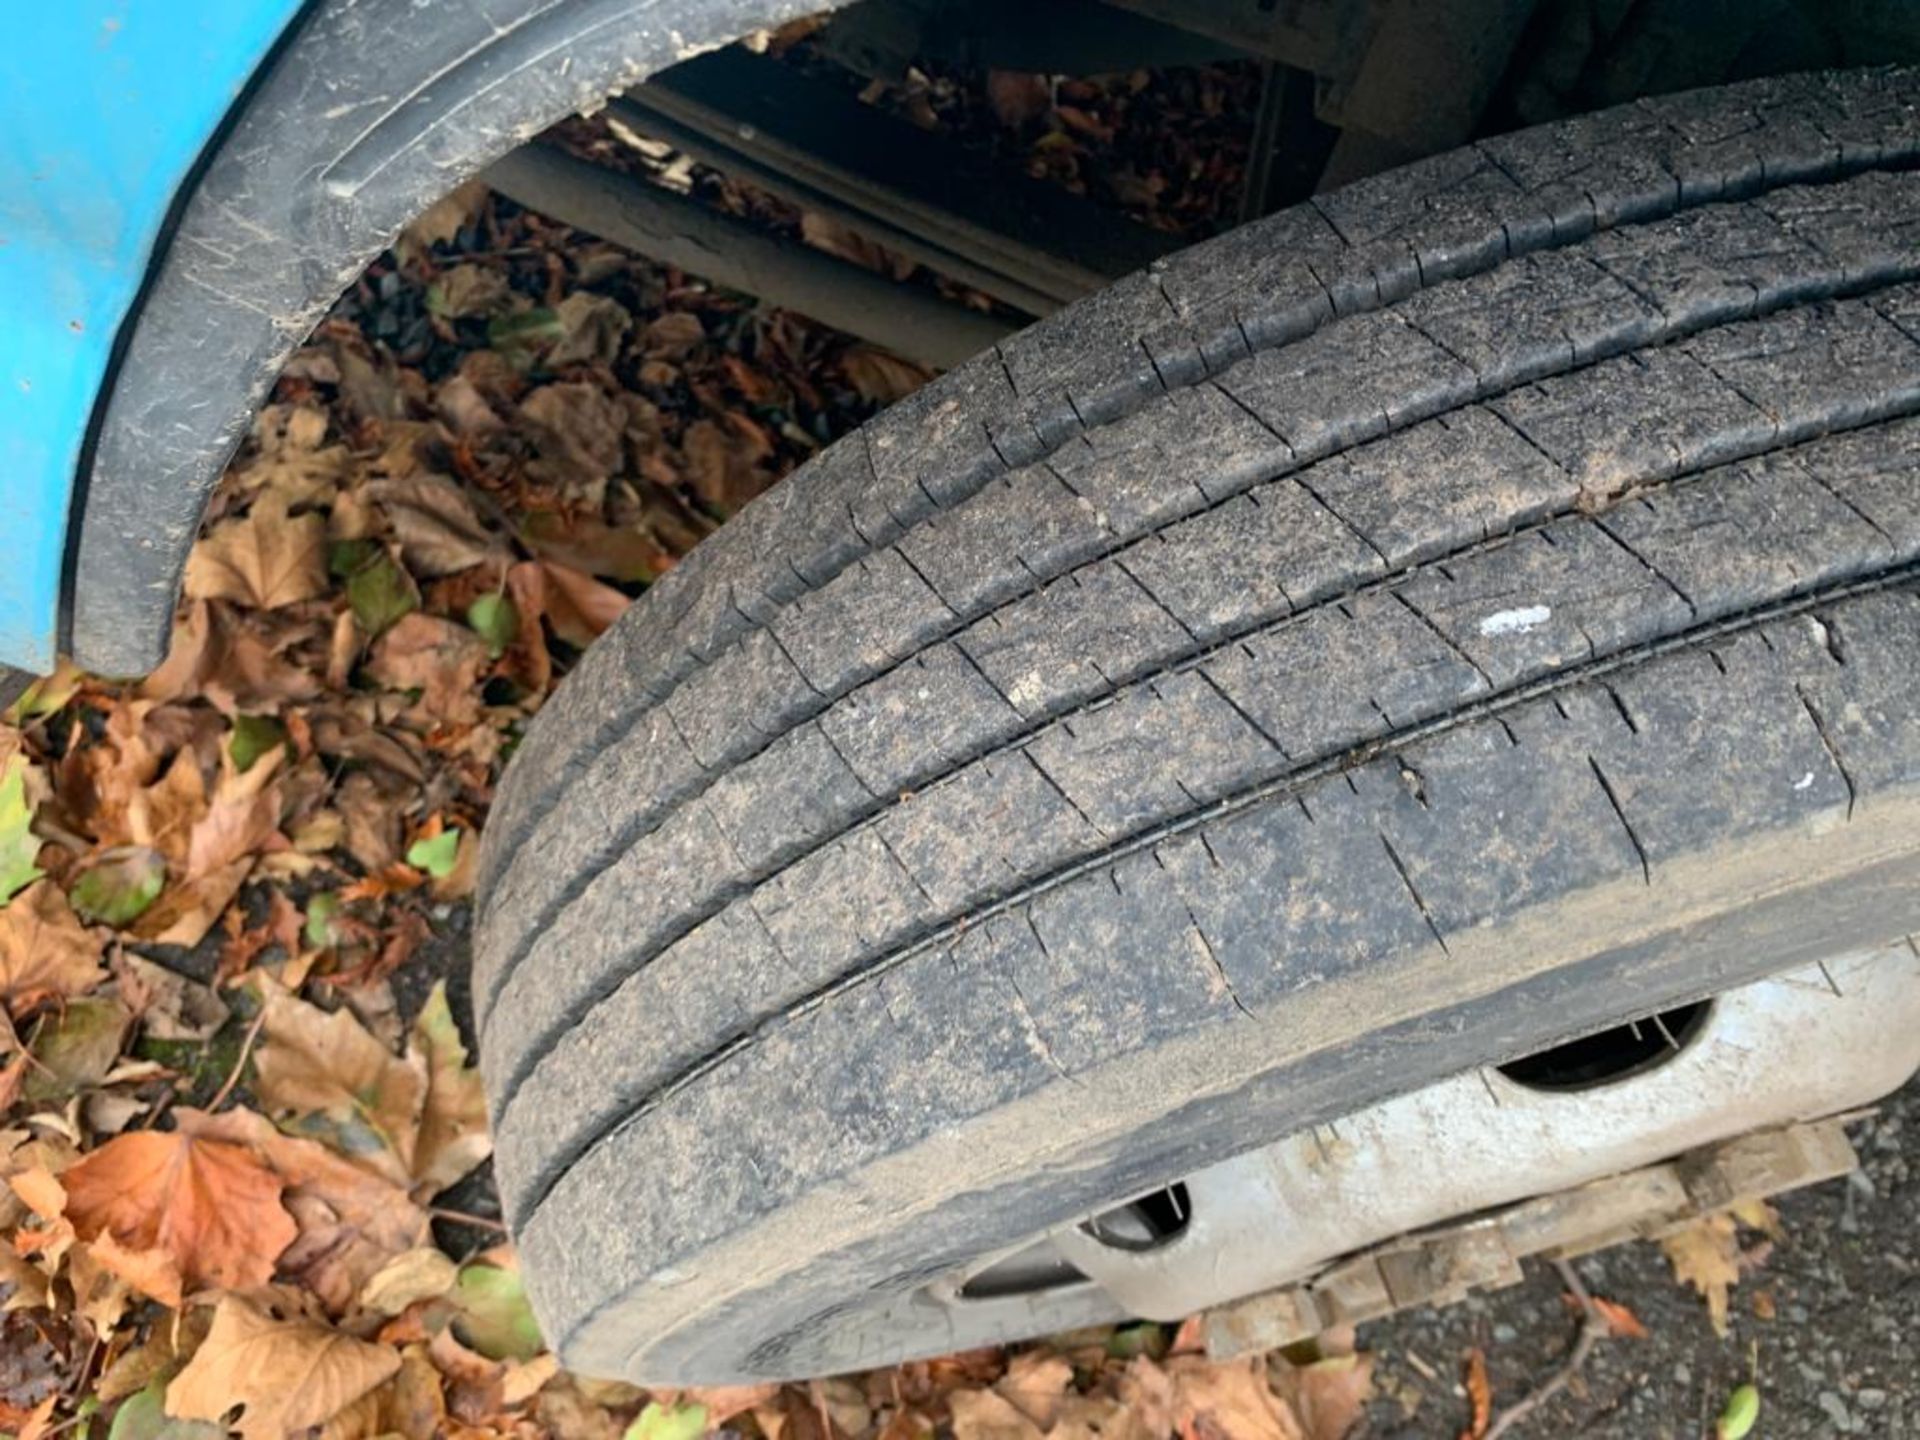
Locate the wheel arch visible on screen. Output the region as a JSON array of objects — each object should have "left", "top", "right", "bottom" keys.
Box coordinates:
[{"left": 69, "top": 0, "right": 821, "bottom": 677}]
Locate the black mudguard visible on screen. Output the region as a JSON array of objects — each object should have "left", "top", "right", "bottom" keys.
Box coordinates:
[{"left": 71, "top": 0, "right": 810, "bottom": 677}]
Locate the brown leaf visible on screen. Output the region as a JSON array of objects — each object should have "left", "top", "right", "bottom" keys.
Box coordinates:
[
  {"left": 127, "top": 748, "right": 207, "bottom": 868},
  {"left": 1660, "top": 1212, "right": 1743, "bottom": 1336},
  {"left": 164, "top": 1290, "right": 402, "bottom": 1440},
  {"left": 126, "top": 860, "right": 250, "bottom": 949},
  {"left": 681, "top": 417, "right": 770, "bottom": 514},
  {"left": 232, "top": 405, "right": 356, "bottom": 512},
  {"left": 185, "top": 748, "right": 284, "bottom": 880},
  {"left": 408, "top": 982, "right": 491, "bottom": 1197},
  {"left": 679, "top": 1384, "right": 781, "bottom": 1427},
  {"left": 60, "top": 1129, "right": 298, "bottom": 1304},
  {"left": 0, "top": 883, "right": 105, "bottom": 1019},
  {"left": 143, "top": 600, "right": 323, "bottom": 712},
  {"left": 305, "top": 707, "right": 426, "bottom": 785},
  {"left": 399, "top": 180, "right": 486, "bottom": 257},
  {"left": 334, "top": 343, "right": 409, "bottom": 428},
  {"left": 0, "top": 1246, "right": 49, "bottom": 1311},
  {"left": 183, "top": 494, "right": 330, "bottom": 610},
  {"left": 251, "top": 985, "right": 427, "bottom": 1186},
  {"left": 123, "top": 748, "right": 282, "bottom": 949},
  {"left": 357, "top": 1345, "right": 447, "bottom": 1440},
  {"left": 839, "top": 346, "right": 933, "bottom": 405},
  {"left": 366, "top": 614, "right": 490, "bottom": 727},
  {"left": 519, "top": 383, "right": 628, "bottom": 491},
  {"left": 19, "top": 996, "right": 130, "bottom": 1104},
  {"left": 640, "top": 311, "right": 706, "bottom": 357},
  {"left": 987, "top": 70, "right": 1053, "bottom": 127},
  {"left": 548, "top": 292, "right": 633, "bottom": 368},
  {"left": 179, "top": 1108, "right": 431, "bottom": 1315},
  {"left": 9, "top": 1396, "right": 55, "bottom": 1440},
  {"left": 9, "top": 1165, "right": 77, "bottom": 1268},
  {"left": 1274, "top": 1355, "right": 1374, "bottom": 1440},
  {"left": 799, "top": 212, "right": 915, "bottom": 280},
  {"left": 948, "top": 1388, "right": 1043, "bottom": 1440},
  {"left": 1168, "top": 1356, "right": 1306, "bottom": 1440},
  {"left": 1588, "top": 1295, "right": 1649, "bottom": 1340},
  {"left": 54, "top": 699, "right": 164, "bottom": 847},
  {"left": 1459, "top": 1349, "right": 1491, "bottom": 1440},
  {"left": 430, "top": 265, "right": 513, "bottom": 320},
  {"left": 995, "top": 1351, "right": 1073, "bottom": 1428},
  {"left": 433, "top": 373, "right": 504, "bottom": 440},
  {"left": 522, "top": 560, "right": 630, "bottom": 649},
  {"left": 517, "top": 511, "right": 671, "bottom": 585},
  {"left": 85, "top": 1230, "right": 186, "bottom": 1312},
  {"left": 365, "top": 477, "right": 502, "bottom": 577},
  {"left": 355, "top": 1248, "right": 459, "bottom": 1317},
  {"left": 115, "top": 954, "right": 230, "bottom": 1043}
]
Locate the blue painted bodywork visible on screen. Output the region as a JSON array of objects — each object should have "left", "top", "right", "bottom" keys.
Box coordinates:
[{"left": 0, "top": 3, "right": 306, "bottom": 674}]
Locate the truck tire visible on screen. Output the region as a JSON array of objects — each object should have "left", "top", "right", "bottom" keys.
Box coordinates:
[{"left": 473, "top": 67, "right": 1920, "bottom": 1382}]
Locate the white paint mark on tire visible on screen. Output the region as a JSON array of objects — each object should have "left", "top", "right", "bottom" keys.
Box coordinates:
[{"left": 1478, "top": 605, "right": 1552, "bottom": 637}]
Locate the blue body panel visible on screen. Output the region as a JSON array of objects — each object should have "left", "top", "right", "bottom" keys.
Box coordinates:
[{"left": 0, "top": 3, "right": 306, "bottom": 674}]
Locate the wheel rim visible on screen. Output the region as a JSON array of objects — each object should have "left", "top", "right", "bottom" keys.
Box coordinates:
[{"left": 766, "top": 945, "right": 1920, "bottom": 1374}]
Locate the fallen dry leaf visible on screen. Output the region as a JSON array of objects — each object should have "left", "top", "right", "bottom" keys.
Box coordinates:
[
  {"left": 357, "top": 1247, "right": 459, "bottom": 1317},
  {"left": 995, "top": 1350, "right": 1074, "bottom": 1429},
  {"left": 142, "top": 600, "right": 324, "bottom": 712},
  {"left": 365, "top": 614, "right": 491, "bottom": 727},
  {"left": 165, "top": 1290, "right": 402, "bottom": 1440},
  {"left": 839, "top": 347, "right": 932, "bottom": 406},
  {"left": 123, "top": 747, "right": 277, "bottom": 949},
  {"left": 252, "top": 985, "right": 428, "bottom": 1186},
  {"left": 115, "top": 953, "right": 230, "bottom": 1043},
  {"left": 1459, "top": 1349, "right": 1491, "bottom": 1440},
  {"left": 1660, "top": 1212, "right": 1744, "bottom": 1336},
  {"left": 184, "top": 494, "right": 330, "bottom": 610},
  {"left": 519, "top": 383, "right": 628, "bottom": 491},
  {"left": 986, "top": 70, "right": 1053, "bottom": 127},
  {"left": 514, "top": 559, "right": 631, "bottom": 651},
  {"left": 948, "top": 1388, "right": 1043, "bottom": 1440},
  {"left": 366, "top": 477, "right": 502, "bottom": 577},
  {"left": 180, "top": 1107, "right": 430, "bottom": 1315},
  {"left": 408, "top": 982, "right": 491, "bottom": 1196},
  {"left": 8, "top": 1165, "right": 77, "bottom": 1269},
  {"left": 1169, "top": 1356, "right": 1305, "bottom": 1440},
  {"left": 355, "top": 1343, "right": 449, "bottom": 1440},
  {"left": 60, "top": 1128, "right": 298, "bottom": 1305},
  {"left": 1588, "top": 1295, "right": 1649, "bottom": 1340},
  {"left": 548, "top": 292, "right": 633, "bottom": 368},
  {"left": 1275, "top": 1354, "right": 1373, "bottom": 1440},
  {"left": 0, "top": 883, "right": 105, "bottom": 1019},
  {"left": 185, "top": 747, "right": 285, "bottom": 879}
]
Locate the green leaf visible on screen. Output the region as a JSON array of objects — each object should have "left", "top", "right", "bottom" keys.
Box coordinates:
[
  {"left": 7, "top": 664, "right": 83, "bottom": 723},
  {"left": 228, "top": 715, "right": 288, "bottom": 774},
  {"left": 467, "top": 592, "right": 519, "bottom": 655},
  {"left": 451, "top": 1263, "right": 545, "bottom": 1362},
  {"left": 0, "top": 755, "right": 43, "bottom": 905},
  {"left": 1717, "top": 1384, "right": 1760, "bottom": 1440},
  {"left": 624, "top": 1402, "right": 709, "bottom": 1440},
  {"left": 487, "top": 307, "right": 565, "bottom": 363},
  {"left": 70, "top": 847, "right": 166, "bottom": 926},
  {"left": 304, "top": 892, "right": 341, "bottom": 949},
  {"left": 406, "top": 828, "right": 462, "bottom": 879},
  {"left": 107, "top": 1380, "right": 226, "bottom": 1440},
  {"left": 345, "top": 551, "right": 419, "bottom": 635},
  {"left": 24, "top": 997, "right": 131, "bottom": 1103},
  {"left": 328, "top": 538, "right": 381, "bottom": 578},
  {"left": 1105, "top": 1322, "right": 1166, "bottom": 1360}
]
